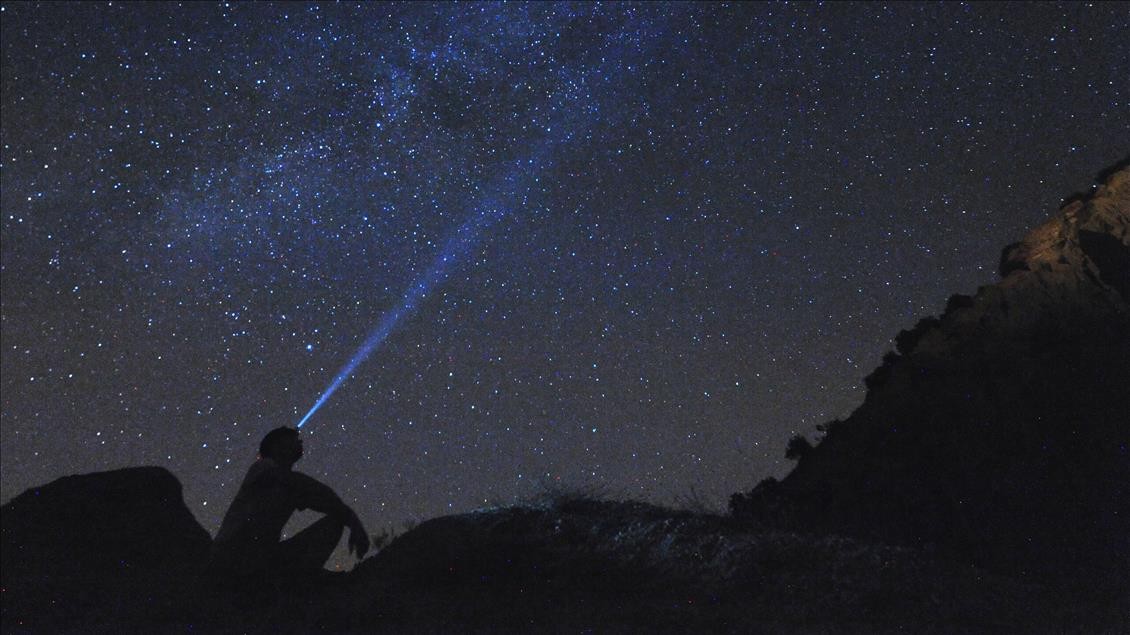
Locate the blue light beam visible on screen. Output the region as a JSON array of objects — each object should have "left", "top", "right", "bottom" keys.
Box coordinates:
[
  {"left": 296, "top": 207, "right": 501, "bottom": 428},
  {"left": 295, "top": 9, "right": 683, "bottom": 429}
]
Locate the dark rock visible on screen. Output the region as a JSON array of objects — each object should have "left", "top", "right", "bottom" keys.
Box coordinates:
[
  {"left": 341, "top": 497, "right": 1058, "bottom": 633},
  {"left": 894, "top": 316, "right": 941, "bottom": 356},
  {"left": 1, "top": 466, "right": 212, "bottom": 632},
  {"left": 731, "top": 162, "right": 1130, "bottom": 613}
]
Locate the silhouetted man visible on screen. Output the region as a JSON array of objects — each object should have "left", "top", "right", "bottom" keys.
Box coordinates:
[{"left": 207, "top": 426, "right": 369, "bottom": 581}]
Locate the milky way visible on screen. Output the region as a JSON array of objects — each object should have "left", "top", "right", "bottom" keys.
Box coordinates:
[{"left": 2, "top": 2, "right": 1127, "bottom": 563}]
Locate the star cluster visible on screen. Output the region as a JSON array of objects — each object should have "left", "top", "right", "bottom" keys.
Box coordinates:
[{"left": 2, "top": 2, "right": 1127, "bottom": 552}]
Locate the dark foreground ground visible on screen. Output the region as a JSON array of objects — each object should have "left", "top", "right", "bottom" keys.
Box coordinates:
[{"left": 2, "top": 472, "right": 1127, "bottom": 634}]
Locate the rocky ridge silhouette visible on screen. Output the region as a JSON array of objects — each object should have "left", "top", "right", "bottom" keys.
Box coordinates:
[{"left": 733, "top": 160, "right": 1129, "bottom": 585}]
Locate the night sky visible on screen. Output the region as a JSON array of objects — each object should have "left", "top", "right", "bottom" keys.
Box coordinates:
[{"left": 2, "top": 2, "right": 1127, "bottom": 559}]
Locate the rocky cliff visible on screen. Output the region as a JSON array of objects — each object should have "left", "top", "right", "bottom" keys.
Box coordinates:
[{"left": 732, "top": 161, "right": 1130, "bottom": 588}]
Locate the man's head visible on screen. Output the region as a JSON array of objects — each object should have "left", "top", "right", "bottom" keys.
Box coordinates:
[{"left": 259, "top": 426, "right": 304, "bottom": 466}]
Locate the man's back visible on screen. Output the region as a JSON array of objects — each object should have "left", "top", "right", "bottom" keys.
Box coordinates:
[{"left": 214, "top": 458, "right": 297, "bottom": 553}]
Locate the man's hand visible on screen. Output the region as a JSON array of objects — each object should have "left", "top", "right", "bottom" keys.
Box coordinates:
[{"left": 347, "top": 517, "right": 370, "bottom": 558}]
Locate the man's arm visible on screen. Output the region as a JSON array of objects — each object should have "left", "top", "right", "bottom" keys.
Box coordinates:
[{"left": 278, "top": 470, "right": 370, "bottom": 557}]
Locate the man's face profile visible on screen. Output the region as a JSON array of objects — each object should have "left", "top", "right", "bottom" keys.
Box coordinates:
[
  {"left": 276, "top": 433, "right": 303, "bottom": 465},
  {"left": 289, "top": 435, "right": 304, "bottom": 462}
]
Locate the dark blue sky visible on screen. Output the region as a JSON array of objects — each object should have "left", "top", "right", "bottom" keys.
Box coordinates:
[{"left": 2, "top": 2, "right": 1127, "bottom": 554}]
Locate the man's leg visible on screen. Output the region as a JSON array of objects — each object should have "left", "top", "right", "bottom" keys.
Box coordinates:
[{"left": 276, "top": 515, "right": 345, "bottom": 572}]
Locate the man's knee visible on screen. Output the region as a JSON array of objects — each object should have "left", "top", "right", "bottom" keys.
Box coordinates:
[
  {"left": 314, "top": 513, "right": 346, "bottom": 538},
  {"left": 275, "top": 515, "right": 346, "bottom": 571}
]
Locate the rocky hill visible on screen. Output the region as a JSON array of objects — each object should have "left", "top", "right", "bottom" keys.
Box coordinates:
[
  {"left": 333, "top": 495, "right": 1071, "bottom": 633},
  {"left": 733, "top": 160, "right": 1130, "bottom": 588}
]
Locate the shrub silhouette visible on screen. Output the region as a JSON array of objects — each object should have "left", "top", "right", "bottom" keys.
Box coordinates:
[
  {"left": 863, "top": 351, "right": 900, "bottom": 390},
  {"left": 784, "top": 434, "right": 813, "bottom": 461},
  {"left": 944, "top": 293, "right": 974, "bottom": 313},
  {"left": 894, "top": 317, "right": 940, "bottom": 355}
]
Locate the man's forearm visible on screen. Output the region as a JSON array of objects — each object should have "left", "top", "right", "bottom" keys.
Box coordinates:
[
  {"left": 344, "top": 506, "right": 365, "bottom": 533},
  {"left": 284, "top": 470, "right": 357, "bottom": 522}
]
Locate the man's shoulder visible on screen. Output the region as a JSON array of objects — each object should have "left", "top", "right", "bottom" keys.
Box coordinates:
[
  {"left": 246, "top": 457, "right": 278, "bottom": 475},
  {"left": 242, "top": 457, "right": 286, "bottom": 485}
]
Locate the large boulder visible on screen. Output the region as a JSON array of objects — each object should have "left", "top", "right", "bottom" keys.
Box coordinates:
[{"left": 1, "top": 466, "right": 212, "bottom": 631}]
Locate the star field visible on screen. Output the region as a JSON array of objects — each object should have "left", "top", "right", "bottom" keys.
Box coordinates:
[{"left": 2, "top": 2, "right": 1128, "bottom": 556}]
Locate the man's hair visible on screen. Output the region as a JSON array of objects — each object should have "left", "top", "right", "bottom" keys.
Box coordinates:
[{"left": 259, "top": 426, "right": 299, "bottom": 459}]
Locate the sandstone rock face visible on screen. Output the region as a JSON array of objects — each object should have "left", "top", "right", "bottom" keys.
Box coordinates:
[
  {"left": 732, "top": 161, "right": 1130, "bottom": 586},
  {"left": 1, "top": 466, "right": 212, "bottom": 630},
  {"left": 943, "top": 163, "right": 1129, "bottom": 346}
]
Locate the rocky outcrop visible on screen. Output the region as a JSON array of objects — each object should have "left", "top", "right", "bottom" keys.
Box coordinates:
[
  {"left": 732, "top": 161, "right": 1130, "bottom": 591},
  {"left": 337, "top": 496, "right": 1058, "bottom": 633},
  {"left": 1, "top": 467, "right": 212, "bottom": 631}
]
